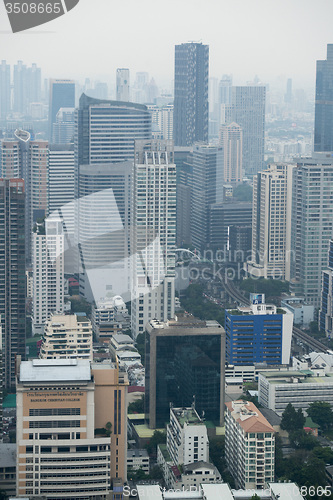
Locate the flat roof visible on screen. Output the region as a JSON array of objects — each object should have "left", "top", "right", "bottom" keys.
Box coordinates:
[
  {"left": 269, "top": 483, "right": 305, "bottom": 500},
  {"left": 19, "top": 359, "right": 91, "bottom": 383},
  {"left": 202, "top": 484, "right": 234, "bottom": 500}
]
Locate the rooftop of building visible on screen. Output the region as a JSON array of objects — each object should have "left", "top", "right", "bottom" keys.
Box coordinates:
[
  {"left": 46, "top": 313, "right": 91, "bottom": 329},
  {"left": 259, "top": 408, "right": 282, "bottom": 427},
  {"left": 225, "top": 400, "right": 275, "bottom": 433},
  {"left": 0, "top": 443, "right": 16, "bottom": 468},
  {"left": 260, "top": 370, "right": 333, "bottom": 384},
  {"left": 147, "top": 315, "right": 223, "bottom": 334},
  {"left": 111, "top": 334, "right": 134, "bottom": 345},
  {"left": 171, "top": 406, "right": 204, "bottom": 427},
  {"left": 19, "top": 358, "right": 91, "bottom": 383},
  {"left": 183, "top": 461, "right": 216, "bottom": 473}
]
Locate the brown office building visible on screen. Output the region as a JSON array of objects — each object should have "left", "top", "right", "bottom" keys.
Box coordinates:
[{"left": 16, "top": 358, "right": 128, "bottom": 499}]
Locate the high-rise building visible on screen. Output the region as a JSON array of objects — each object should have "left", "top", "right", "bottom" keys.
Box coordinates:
[
  {"left": 173, "top": 42, "right": 209, "bottom": 146},
  {"left": 148, "top": 104, "right": 174, "bottom": 140},
  {"left": 40, "top": 313, "right": 93, "bottom": 360},
  {"left": 291, "top": 154, "right": 333, "bottom": 306},
  {"left": 225, "top": 400, "right": 275, "bottom": 489},
  {"left": 116, "top": 68, "right": 130, "bottom": 101},
  {"left": 32, "top": 217, "right": 64, "bottom": 335},
  {"left": 145, "top": 317, "right": 225, "bottom": 428},
  {"left": 48, "top": 80, "right": 75, "bottom": 140},
  {"left": 231, "top": 86, "right": 265, "bottom": 177},
  {"left": 314, "top": 44, "right": 333, "bottom": 152},
  {"left": 175, "top": 146, "right": 193, "bottom": 247},
  {"left": 208, "top": 201, "right": 252, "bottom": 251},
  {"left": 13, "top": 61, "right": 41, "bottom": 115},
  {"left": 319, "top": 240, "right": 333, "bottom": 337},
  {"left": 52, "top": 107, "right": 75, "bottom": 144},
  {"left": 48, "top": 144, "right": 75, "bottom": 211},
  {"left": 0, "top": 179, "right": 26, "bottom": 389},
  {"left": 190, "top": 144, "right": 223, "bottom": 250},
  {"left": 218, "top": 122, "right": 243, "bottom": 183},
  {"left": 30, "top": 140, "right": 49, "bottom": 226},
  {"left": 16, "top": 358, "right": 128, "bottom": 498},
  {"left": 131, "top": 140, "right": 176, "bottom": 338},
  {"left": 77, "top": 162, "right": 133, "bottom": 302},
  {"left": 0, "top": 60, "right": 10, "bottom": 120},
  {"left": 225, "top": 294, "right": 293, "bottom": 366},
  {"left": 246, "top": 163, "right": 295, "bottom": 280},
  {"left": 75, "top": 94, "right": 151, "bottom": 195}
]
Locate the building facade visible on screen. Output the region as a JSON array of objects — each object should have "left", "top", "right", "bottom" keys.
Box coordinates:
[
  {"left": 116, "top": 68, "right": 130, "bottom": 102},
  {"left": 225, "top": 400, "right": 275, "bottom": 489},
  {"left": 145, "top": 317, "right": 225, "bottom": 428},
  {"left": 16, "top": 358, "right": 128, "bottom": 499},
  {"left": 225, "top": 295, "right": 293, "bottom": 366},
  {"left": 0, "top": 179, "right": 26, "bottom": 389},
  {"left": 314, "top": 44, "right": 333, "bottom": 152},
  {"left": 40, "top": 314, "right": 93, "bottom": 361},
  {"left": 48, "top": 80, "right": 75, "bottom": 140},
  {"left": 32, "top": 217, "right": 64, "bottom": 335},
  {"left": 231, "top": 86, "right": 265, "bottom": 178},
  {"left": 246, "top": 163, "right": 295, "bottom": 280},
  {"left": 173, "top": 43, "right": 209, "bottom": 146},
  {"left": 290, "top": 154, "right": 333, "bottom": 306},
  {"left": 131, "top": 140, "right": 176, "bottom": 338},
  {"left": 218, "top": 122, "right": 243, "bottom": 183}
]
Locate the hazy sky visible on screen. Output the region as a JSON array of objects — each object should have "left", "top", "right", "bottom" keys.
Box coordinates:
[{"left": 1, "top": 0, "right": 332, "bottom": 90}]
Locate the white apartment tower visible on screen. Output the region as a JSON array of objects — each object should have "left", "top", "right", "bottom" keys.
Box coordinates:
[
  {"left": 40, "top": 314, "right": 93, "bottom": 361},
  {"left": 116, "top": 68, "right": 130, "bottom": 101},
  {"left": 246, "top": 163, "right": 295, "bottom": 280},
  {"left": 131, "top": 140, "right": 176, "bottom": 338},
  {"left": 167, "top": 406, "right": 209, "bottom": 466},
  {"left": 225, "top": 400, "right": 275, "bottom": 489},
  {"left": 219, "top": 122, "right": 243, "bottom": 183},
  {"left": 32, "top": 217, "right": 64, "bottom": 335}
]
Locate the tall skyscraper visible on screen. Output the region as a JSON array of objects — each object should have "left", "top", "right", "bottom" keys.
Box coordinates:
[
  {"left": 218, "top": 74, "right": 233, "bottom": 126},
  {"left": 0, "top": 60, "right": 10, "bottom": 120},
  {"left": 13, "top": 61, "right": 41, "bottom": 115},
  {"left": 0, "top": 179, "right": 26, "bottom": 389},
  {"left": 314, "top": 44, "right": 333, "bottom": 152},
  {"left": 48, "top": 79, "right": 75, "bottom": 140},
  {"left": 75, "top": 94, "right": 151, "bottom": 195},
  {"left": 131, "top": 140, "right": 176, "bottom": 338},
  {"left": 246, "top": 163, "right": 295, "bottom": 281},
  {"left": 190, "top": 144, "right": 223, "bottom": 250},
  {"left": 231, "top": 86, "right": 266, "bottom": 177},
  {"left": 32, "top": 217, "right": 64, "bottom": 335},
  {"left": 319, "top": 240, "right": 333, "bottom": 337},
  {"left": 78, "top": 162, "right": 133, "bottom": 302},
  {"left": 30, "top": 140, "right": 49, "bottom": 225},
  {"left": 291, "top": 154, "right": 333, "bottom": 306},
  {"left": 48, "top": 144, "right": 75, "bottom": 216},
  {"left": 173, "top": 42, "right": 209, "bottom": 146},
  {"left": 116, "top": 68, "right": 130, "bottom": 101},
  {"left": 218, "top": 122, "right": 243, "bottom": 183}
]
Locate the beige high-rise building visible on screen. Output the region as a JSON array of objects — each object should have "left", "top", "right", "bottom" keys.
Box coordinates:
[
  {"left": 219, "top": 122, "right": 243, "bottom": 183},
  {"left": 245, "top": 163, "right": 295, "bottom": 280},
  {"left": 40, "top": 314, "right": 93, "bottom": 361},
  {"left": 16, "top": 358, "right": 128, "bottom": 499}
]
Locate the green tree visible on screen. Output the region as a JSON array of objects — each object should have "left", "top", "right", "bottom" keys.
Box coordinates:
[
  {"left": 289, "top": 429, "right": 317, "bottom": 450},
  {"left": 307, "top": 401, "right": 333, "bottom": 430},
  {"left": 105, "top": 421, "right": 112, "bottom": 436},
  {"left": 281, "top": 403, "right": 305, "bottom": 432},
  {"left": 251, "top": 495, "right": 261, "bottom": 500},
  {"left": 145, "top": 430, "right": 166, "bottom": 456},
  {"left": 128, "top": 396, "right": 144, "bottom": 414},
  {"left": 149, "top": 465, "right": 164, "bottom": 480}
]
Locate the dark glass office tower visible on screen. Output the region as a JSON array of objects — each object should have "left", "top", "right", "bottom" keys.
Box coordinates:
[
  {"left": 49, "top": 80, "right": 75, "bottom": 140},
  {"left": 0, "top": 179, "right": 26, "bottom": 389},
  {"left": 173, "top": 42, "right": 209, "bottom": 147},
  {"left": 145, "top": 317, "right": 225, "bottom": 428},
  {"left": 314, "top": 44, "right": 333, "bottom": 152}
]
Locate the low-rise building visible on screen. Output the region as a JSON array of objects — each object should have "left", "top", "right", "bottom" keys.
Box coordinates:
[
  {"left": 0, "top": 443, "right": 16, "bottom": 498},
  {"left": 92, "top": 296, "right": 130, "bottom": 340},
  {"left": 293, "top": 351, "right": 333, "bottom": 375},
  {"left": 167, "top": 406, "right": 209, "bottom": 465},
  {"left": 127, "top": 449, "right": 149, "bottom": 473},
  {"left": 39, "top": 313, "right": 93, "bottom": 361},
  {"left": 109, "top": 334, "right": 141, "bottom": 368},
  {"left": 225, "top": 400, "right": 275, "bottom": 489},
  {"left": 258, "top": 370, "right": 333, "bottom": 414},
  {"left": 281, "top": 296, "right": 314, "bottom": 327}
]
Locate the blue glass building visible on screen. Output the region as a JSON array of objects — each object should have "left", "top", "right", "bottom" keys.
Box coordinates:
[
  {"left": 319, "top": 240, "right": 333, "bottom": 337},
  {"left": 225, "top": 294, "right": 292, "bottom": 366}
]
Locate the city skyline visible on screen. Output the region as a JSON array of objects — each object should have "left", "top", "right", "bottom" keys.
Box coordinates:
[{"left": 0, "top": 0, "right": 332, "bottom": 90}]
